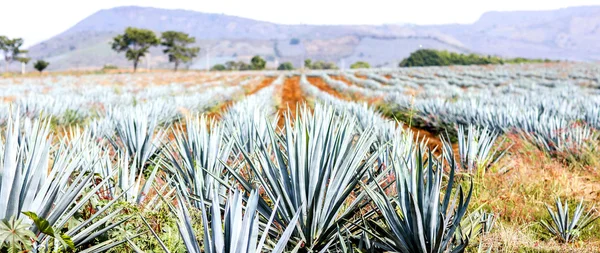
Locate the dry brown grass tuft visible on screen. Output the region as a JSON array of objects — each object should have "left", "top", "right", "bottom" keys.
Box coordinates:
[{"left": 468, "top": 134, "right": 600, "bottom": 252}]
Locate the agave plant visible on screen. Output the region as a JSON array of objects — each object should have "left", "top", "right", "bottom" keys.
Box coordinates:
[
  {"left": 458, "top": 210, "right": 497, "bottom": 251},
  {"left": 541, "top": 198, "right": 599, "bottom": 243},
  {"left": 228, "top": 104, "right": 379, "bottom": 251},
  {"left": 175, "top": 188, "right": 300, "bottom": 253},
  {"left": 166, "top": 115, "right": 234, "bottom": 207},
  {"left": 0, "top": 111, "right": 127, "bottom": 251},
  {"left": 107, "top": 106, "right": 166, "bottom": 170},
  {"left": 364, "top": 146, "right": 473, "bottom": 252},
  {"left": 453, "top": 125, "right": 507, "bottom": 173},
  {"left": 520, "top": 117, "right": 595, "bottom": 159},
  {"left": 107, "top": 106, "right": 166, "bottom": 204}
]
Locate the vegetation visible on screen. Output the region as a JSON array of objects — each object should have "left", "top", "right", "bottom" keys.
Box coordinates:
[
  {"left": 33, "top": 60, "right": 49, "bottom": 73},
  {"left": 102, "top": 64, "right": 118, "bottom": 70},
  {"left": 250, "top": 55, "right": 266, "bottom": 70},
  {"left": 541, "top": 198, "right": 599, "bottom": 243},
  {"left": 210, "top": 64, "right": 226, "bottom": 71},
  {"left": 17, "top": 57, "right": 31, "bottom": 74},
  {"left": 225, "top": 60, "right": 251, "bottom": 71},
  {"left": 350, "top": 61, "right": 370, "bottom": 69},
  {"left": 365, "top": 149, "right": 472, "bottom": 252},
  {"left": 0, "top": 53, "right": 598, "bottom": 252},
  {"left": 160, "top": 31, "right": 199, "bottom": 71},
  {"left": 212, "top": 57, "right": 268, "bottom": 71},
  {"left": 304, "top": 59, "right": 338, "bottom": 70},
  {"left": 399, "top": 49, "right": 555, "bottom": 67},
  {"left": 111, "top": 27, "right": 159, "bottom": 72},
  {"left": 277, "top": 61, "right": 294, "bottom": 70},
  {"left": 0, "top": 36, "right": 27, "bottom": 72}
]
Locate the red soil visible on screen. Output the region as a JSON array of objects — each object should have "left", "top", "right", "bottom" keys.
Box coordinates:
[
  {"left": 306, "top": 77, "right": 348, "bottom": 100},
  {"left": 247, "top": 77, "right": 275, "bottom": 95},
  {"left": 330, "top": 75, "right": 354, "bottom": 86},
  {"left": 278, "top": 76, "right": 305, "bottom": 127}
]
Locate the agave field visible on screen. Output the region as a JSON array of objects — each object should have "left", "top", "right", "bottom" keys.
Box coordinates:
[{"left": 0, "top": 62, "right": 599, "bottom": 252}]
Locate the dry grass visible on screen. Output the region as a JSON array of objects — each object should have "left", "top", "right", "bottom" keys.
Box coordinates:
[
  {"left": 475, "top": 224, "right": 600, "bottom": 252},
  {"left": 467, "top": 134, "right": 600, "bottom": 252}
]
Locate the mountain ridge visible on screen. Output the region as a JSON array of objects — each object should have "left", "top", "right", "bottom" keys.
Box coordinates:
[{"left": 26, "top": 5, "right": 600, "bottom": 70}]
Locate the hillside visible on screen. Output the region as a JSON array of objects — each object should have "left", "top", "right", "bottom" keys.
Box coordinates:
[{"left": 26, "top": 5, "right": 600, "bottom": 71}]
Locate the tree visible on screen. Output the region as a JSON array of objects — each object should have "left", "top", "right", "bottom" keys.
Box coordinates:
[
  {"left": 399, "top": 49, "right": 549, "bottom": 67},
  {"left": 0, "top": 36, "right": 27, "bottom": 73},
  {"left": 311, "top": 60, "right": 338, "bottom": 70},
  {"left": 250, "top": 55, "right": 266, "bottom": 70},
  {"left": 17, "top": 57, "right": 30, "bottom": 74},
  {"left": 277, "top": 62, "right": 294, "bottom": 70},
  {"left": 34, "top": 60, "right": 49, "bottom": 73},
  {"left": 304, "top": 59, "right": 312, "bottom": 69},
  {"left": 160, "top": 31, "right": 199, "bottom": 71},
  {"left": 111, "top": 27, "right": 159, "bottom": 72},
  {"left": 225, "top": 61, "right": 238, "bottom": 70},
  {"left": 224, "top": 61, "right": 251, "bottom": 71},
  {"left": 211, "top": 64, "right": 226, "bottom": 71},
  {"left": 238, "top": 61, "right": 252, "bottom": 71},
  {"left": 350, "top": 61, "right": 370, "bottom": 69}
]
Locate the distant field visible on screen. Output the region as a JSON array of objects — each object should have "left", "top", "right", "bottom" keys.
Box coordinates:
[{"left": 1, "top": 63, "right": 599, "bottom": 252}]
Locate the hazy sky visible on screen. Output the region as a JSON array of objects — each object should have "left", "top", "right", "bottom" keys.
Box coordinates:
[{"left": 1, "top": 0, "right": 598, "bottom": 47}]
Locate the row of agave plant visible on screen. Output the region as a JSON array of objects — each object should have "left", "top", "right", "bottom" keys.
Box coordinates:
[
  {"left": 1, "top": 68, "right": 598, "bottom": 252},
  {"left": 0, "top": 101, "right": 595, "bottom": 252},
  {"left": 309, "top": 64, "right": 600, "bottom": 161},
  {"left": 302, "top": 71, "right": 600, "bottom": 247},
  {"left": 0, "top": 95, "right": 501, "bottom": 252},
  {"left": 0, "top": 73, "right": 259, "bottom": 125},
  {"left": 1, "top": 94, "right": 598, "bottom": 252}
]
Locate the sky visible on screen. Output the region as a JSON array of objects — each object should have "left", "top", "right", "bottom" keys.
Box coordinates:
[{"left": 1, "top": 0, "right": 598, "bottom": 47}]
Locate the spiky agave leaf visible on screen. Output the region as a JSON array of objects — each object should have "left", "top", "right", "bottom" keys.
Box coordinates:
[
  {"left": 364, "top": 144, "right": 473, "bottom": 253},
  {"left": 107, "top": 106, "right": 166, "bottom": 170},
  {"left": 175, "top": 187, "right": 300, "bottom": 253},
  {"left": 227, "top": 104, "right": 379, "bottom": 251},
  {"left": 541, "top": 198, "right": 599, "bottom": 243},
  {"left": 106, "top": 106, "right": 166, "bottom": 205},
  {"left": 166, "top": 115, "right": 234, "bottom": 207},
  {"left": 453, "top": 125, "right": 508, "bottom": 173},
  {"left": 0, "top": 111, "right": 127, "bottom": 251}
]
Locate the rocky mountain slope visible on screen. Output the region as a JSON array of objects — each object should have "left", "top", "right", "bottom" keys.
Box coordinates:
[{"left": 26, "top": 5, "right": 600, "bottom": 70}]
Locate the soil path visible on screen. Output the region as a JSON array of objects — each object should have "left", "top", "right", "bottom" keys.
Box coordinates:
[
  {"left": 278, "top": 76, "right": 305, "bottom": 127},
  {"left": 247, "top": 77, "right": 275, "bottom": 95},
  {"left": 306, "top": 76, "right": 348, "bottom": 100}
]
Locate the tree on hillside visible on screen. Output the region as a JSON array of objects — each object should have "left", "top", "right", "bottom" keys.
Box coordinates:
[
  {"left": 111, "top": 27, "right": 159, "bottom": 72},
  {"left": 311, "top": 60, "right": 338, "bottom": 70},
  {"left": 225, "top": 61, "right": 251, "bottom": 71},
  {"left": 0, "top": 36, "right": 27, "bottom": 73},
  {"left": 17, "top": 57, "right": 31, "bottom": 74},
  {"left": 211, "top": 64, "right": 226, "bottom": 71},
  {"left": 161, "top": 31, "right": 200, "bottom": 71},
  {"left": 250, "top": 55, "right": 266, "bottom": 70},
  {"left": 304, "top": 59, "right": 312, "bottom": 69},
  {"left": 277, "top": 62, "right": 294, "bottom": 70},
  {"left": 34, "top": 60, "right": 50, "bottom": 74},
  {"left": 398, "top": 49, "right": 548, "bottom": 67},
  {"left": 350, "top": 61, "right": 370, "bottom": 69}
]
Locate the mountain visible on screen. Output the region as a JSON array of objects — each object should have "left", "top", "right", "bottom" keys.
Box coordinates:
[{"left": 26, "top": 5, "right": 600, "bottom": 71}]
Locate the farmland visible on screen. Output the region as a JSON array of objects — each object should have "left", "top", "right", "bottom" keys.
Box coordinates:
[{"left": 1, "top": 62, "right": 600, "bottom": 252}]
